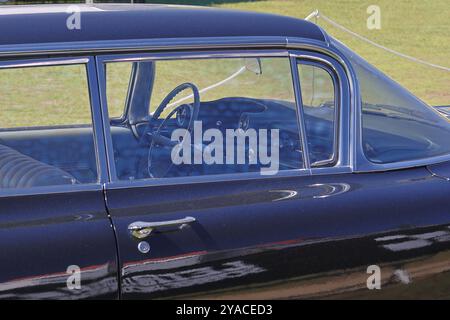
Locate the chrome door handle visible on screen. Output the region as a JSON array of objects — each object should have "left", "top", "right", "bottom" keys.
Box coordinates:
[{"left": 128, "top": 216, "right": 196, "bottom": 239}]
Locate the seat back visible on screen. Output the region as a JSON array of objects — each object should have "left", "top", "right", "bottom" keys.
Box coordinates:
[{"left": 0, "top": 144, "right": 77, "bottom": 189}]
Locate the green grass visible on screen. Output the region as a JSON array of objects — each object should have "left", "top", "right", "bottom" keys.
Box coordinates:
[
  {"left": 0, "top": 64, "right": 92, "bottom": 127},
  {"left": 215, "top": 0, "right": 450, "bottom": 106},
  {"left": 0, "top": 0, "right": 448, "bottom": 128},
  {"left": 104, "top": 57, "right": 295, "bottom": 118}
]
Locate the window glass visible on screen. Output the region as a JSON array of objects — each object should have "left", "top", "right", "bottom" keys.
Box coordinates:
[
  {"left": 150, "top": 58, "right": 295, "bottom": 113},
  {"left": 298, "top": 62, "right": 336, "bottom": 165},
  {"left": 0, "top": 63, "right": 98, "bottom": 188},
  {"left": 332, "top": 37, "right": 450, "bottom": 164},
  {"left": 106, "top": 62, "right": 132, "bottom": 118},
  {"left": 106, "top": 57, "right": 304, "bottom": 180},
  {"left": 0, "top": 65, "right": 92, "bottom": 128}
]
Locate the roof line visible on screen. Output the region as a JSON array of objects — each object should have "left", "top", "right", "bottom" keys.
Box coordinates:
[{"left": 0, "top": 36, "right": 298, "bottom": 57}]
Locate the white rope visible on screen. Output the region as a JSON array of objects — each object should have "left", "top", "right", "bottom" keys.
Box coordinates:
[
  {"left": 168, "top": 66, "right": 247, "bottom": 108},
  {"left": 305, "top": 10, "right": 450, "bottom": 72}
]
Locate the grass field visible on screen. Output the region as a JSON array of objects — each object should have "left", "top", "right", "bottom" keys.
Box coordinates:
[
  {"left": 214, "top": 0, "right": 450, "bottom": 106},
  {"left": 0, "top": 0, "right": 449, "bottom": 128}
]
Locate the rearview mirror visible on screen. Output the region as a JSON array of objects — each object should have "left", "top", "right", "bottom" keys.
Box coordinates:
[{"left": 244, "top": 58, "right": 262, "bottom": 75}]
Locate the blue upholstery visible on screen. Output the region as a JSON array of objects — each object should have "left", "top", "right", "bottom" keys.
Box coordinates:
[
  {"left": 0, "top": 144, "right": 77, "bottom": 189},
  {"left": 0, "top": 128, "right": 97, "bottom": 184}
]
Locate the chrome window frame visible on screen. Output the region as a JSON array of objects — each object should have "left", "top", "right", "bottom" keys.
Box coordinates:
[
  {"left": 96, "top": 45, "right": 353, "bottom": 189},
  {"left": 97, "top": 49, "right": 312, "bottom": 183},
  {"left": 294, "top": 56, "right": 341, "bottom": 167},
  {"left": 0, "top": 56, "right": 107, "bottom": 198},
  {"left": 0, "top": 36, "right": 357, "bottom": 195},
  {"left": 290, "top": 49, "right": 352, "bottom": 176}
]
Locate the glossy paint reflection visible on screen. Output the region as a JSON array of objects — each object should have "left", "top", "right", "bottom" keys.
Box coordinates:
[
  {"left": 0, "top": 190, "right": 118, "bottom": 299},
  {"left": 108, "top": 165, "right": 450, "bottom": 299}
]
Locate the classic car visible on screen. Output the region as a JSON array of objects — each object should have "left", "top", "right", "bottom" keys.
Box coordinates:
[{"left": 0, "top": 3, "right": 449, "bottom": 300}]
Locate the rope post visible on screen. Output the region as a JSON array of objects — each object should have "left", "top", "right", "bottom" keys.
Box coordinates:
[{"left": 304, "top": 9, "right": 320, "bottom": 22}]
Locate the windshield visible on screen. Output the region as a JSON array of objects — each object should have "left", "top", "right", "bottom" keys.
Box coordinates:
[{"left": 331, "top": 37, "right": 450, "bottom": 164}]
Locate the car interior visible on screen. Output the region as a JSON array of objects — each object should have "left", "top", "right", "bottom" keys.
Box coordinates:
[
  {"left": 0, "top": 104, "right": 335, "bottom": 187},
  {"left": 0, "top": 59, "right": 337, "bottom": 188}
]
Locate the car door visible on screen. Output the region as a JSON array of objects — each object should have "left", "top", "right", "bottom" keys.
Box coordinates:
[
  {"left": 101, "top": 50, "right": 450, "bottom": 299},
  {"left": 0, "top": 57, "right": 118, "bottom": 299}
]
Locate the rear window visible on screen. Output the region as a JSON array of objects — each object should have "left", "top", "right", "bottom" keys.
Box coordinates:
[{"left": 332, "top": 38, "right": 450, "bottom": 164}]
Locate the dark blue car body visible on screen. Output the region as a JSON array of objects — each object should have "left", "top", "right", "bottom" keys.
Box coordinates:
[{"left": 0, "top": 4, "right": 449, "bottom": 299}]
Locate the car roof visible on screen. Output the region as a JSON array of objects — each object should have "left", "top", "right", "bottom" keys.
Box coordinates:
[{"left": 0, "top": 4, "right": 326, "bottom": 46}]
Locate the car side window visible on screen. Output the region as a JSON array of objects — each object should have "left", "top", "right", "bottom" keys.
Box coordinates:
[
  {"left": 104, "top": 56, "right": 305, "bottom": 180},
  {"left": 0, "top": 63, "right": 98, "bottom": 189},
  {"left": 297, "top": 62, "right": 337, "bottom": 166}
]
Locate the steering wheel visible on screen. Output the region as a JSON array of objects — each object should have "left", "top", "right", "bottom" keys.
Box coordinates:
[{"left": 141, "top": 82, "right": 200, "bottom": 178}]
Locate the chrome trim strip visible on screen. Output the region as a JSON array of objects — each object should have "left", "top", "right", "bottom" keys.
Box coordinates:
[
  {"left": 0, "top": 37, "right": 294, "bottom": 57},
  {"left": 356, "top": 154, "right": 450, "bottom": 173},
  {"left": 0, "top": 183, "right": 103, "bottom": 198},
  {"left": 0, "top": 57, "right": 89, "bottom": 69},
  {"left": 310, "top": 166, "right": 352, "bottom": 176},
  {"left": 100, "top": 50, "right": 289, "bottom": 63},
  {"left": 105, "top": 168, "right": 312, "bottom": 191}
]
